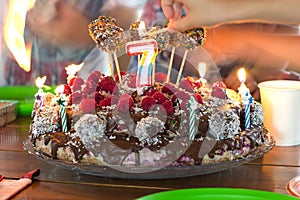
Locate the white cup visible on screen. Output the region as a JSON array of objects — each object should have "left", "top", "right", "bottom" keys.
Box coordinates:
[{"left": 258, "top": 80, "right": 300, "bottom": 146}]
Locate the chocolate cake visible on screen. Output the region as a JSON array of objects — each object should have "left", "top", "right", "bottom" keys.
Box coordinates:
[{"left": 29, "top": 71, "right": 271, "bottom": 168}]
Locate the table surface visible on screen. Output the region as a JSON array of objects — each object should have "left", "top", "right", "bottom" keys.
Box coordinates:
[{"left": 0, "top": 117, "right": 299, "bottom": 199}]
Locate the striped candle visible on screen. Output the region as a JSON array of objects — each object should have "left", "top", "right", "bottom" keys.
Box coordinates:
[
  {"left": 60, "top": 106, "right": 67, "bottom": 132},
  {"left": 187, "top": 96, "right": 197, "bottom": 140},
  {"left": 245, "top": 92, "right": 253, "bottom": 129},
  {"left": 57, "top": 97, "right": 68, "bottom": 132}
]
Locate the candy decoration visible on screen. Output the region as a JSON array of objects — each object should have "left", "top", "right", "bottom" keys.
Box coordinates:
[
  {"left": 88, "top": 16, "right": 126, "bottom": 85},
  {"left": 130, "top": 21, "right": 147, "bottom": 41},
  {"left": 147, "top": 26, "right": 169, "bottom": 53},
  {"left": 187, "top": 96, "right": 197, "bottom": 140},
  {"left": 176, "top": 27, "right": 207, "bottom": 85},
  {"left": 182, "top": 27, "right": 206, "bottom": 50},
  {"left": 57, "top": 97, "right": 68, "bottom": 132},
  {"left": 126, "top": 39, "right": 158, "bottom": 95}
]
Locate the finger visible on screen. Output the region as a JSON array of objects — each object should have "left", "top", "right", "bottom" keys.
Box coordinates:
[
  {"left": 173, "top": 1, "right": 183, "bottom": 20},
  {"left": 161, "top": 0, "right": 175, "bottom": 19},
  {"left": 168, "top": 15, "right": 197, "bottom": 32}
]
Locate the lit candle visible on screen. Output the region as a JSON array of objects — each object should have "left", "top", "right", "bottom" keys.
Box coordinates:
[
  {"left": 126, "top": 39, "right": 158, "bottom": 95},
  {"left": 34, "top": 76, "right": 47, "bottom": 108},
  {"left": 237, "top": 68, "right": 253, "bottom": 129},
  {"left": 65, "top": 63, "right": 84, "bottom": 84}
]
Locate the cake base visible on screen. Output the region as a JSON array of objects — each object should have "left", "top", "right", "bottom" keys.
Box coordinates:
[{"left": 23, "top": 131, "right": 274, "bottom": 179}]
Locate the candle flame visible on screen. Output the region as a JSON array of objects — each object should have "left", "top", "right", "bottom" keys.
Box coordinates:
[
  {"left": 198, "top": 62, "right": 206, "bottom": 78},
  {"left": 35, "top": 76, "right": 47, "bottom": 88},
  {"left": 4, "top": 0, "right": 36, "bottom": 72},
  {"left": 238, "top": 68, "right": 246, "bottom": 83}
]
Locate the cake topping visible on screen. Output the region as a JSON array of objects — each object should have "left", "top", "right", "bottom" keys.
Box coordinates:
[
  {"left": 74, "top": 114, "right": 107, "bottom": 155},
  {"left": 208, "top": 108, "right": 241, "bottom": 140},
  {"left": 135, "top": 116, "right": 165, "bottom": 142}
]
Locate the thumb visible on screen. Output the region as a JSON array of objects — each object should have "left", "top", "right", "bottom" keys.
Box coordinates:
[{"left": 169, "top": 16, "right": 198, "bottom": 32}]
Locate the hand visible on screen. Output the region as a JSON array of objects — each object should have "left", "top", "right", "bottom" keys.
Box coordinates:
[{"left": 162, "top": 0, "right": 228, "bottom": 31}]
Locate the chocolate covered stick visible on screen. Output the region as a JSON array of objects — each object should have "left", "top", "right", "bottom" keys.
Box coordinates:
[
  {"left": 88, "top": 16, "right": 126, "bottom": 84},
  {"left": 166, "top": 31, "right": 182, "bottom": 83},
  {"left": 147, "top": 26, "right": 169, "bottom": 84},
  {"left": 176, "top": 27, "right": 207, "bottom": 85}
]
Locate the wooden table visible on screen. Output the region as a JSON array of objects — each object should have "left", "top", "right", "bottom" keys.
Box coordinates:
[{"left": 0, "top": 117, "right": 299, "bottom": 199}]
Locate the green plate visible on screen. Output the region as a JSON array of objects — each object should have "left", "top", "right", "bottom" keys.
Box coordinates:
[
  {"left": 137, "top": 188, "right": 297, "bottom": 200},
  {"left": 0, "top": 86, "right": 54, "bottom": 116}
]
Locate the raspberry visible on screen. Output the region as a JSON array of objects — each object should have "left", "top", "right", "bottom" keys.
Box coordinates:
[
  {"left": 99, "top": 95, "right": 112, "bottom": 108},
  {"left": 179, "top": 77, "right": 194, "bottom": 92},
  {"left": 111, "top": 94, "right": 119, "bottom": 105},
  {"left": 152, "top": 91, "right": 168, "bottom": 104},
  {"left": 63, "top": 84, "right": 71, "bottom": 95},
  {"left": 80, "top": 98, "right": 96, "bottom": 113},
  {"left": 192, "top": 93, "right": 203, "bottom": 104},
  {"left": 114, "top": 71, "right": 126, "bottom": 82},
  {"left": 212, "top": 86, "right": 226, "bottom": 99},
  {"left": 174, "top": 90, "right": 190, "bottom": 101},
  {"left": 127, "top": 76, "right": 136, "bottom": 88},
  {"left": 87, "top": 71, "right": 101, "bottom": 85},
  {"left": 214, "top": 81, "right": 226, "bottom": 88},
  {"left": 194, "top": 81, "right": 202, "bottom": 89},
  {"left": 71, "top": 77, "right": 84, "bottom": 91},
  {"left": 141, "top": 96, "right": 156, "bottom": 111},
  {"left": 162, "top": 83, "right": 177, "bottom": 95},
  {"left": 154, "top": 72, "right": 167, "bottom": 83},
  {"left": 117, "top": 94, "right": 134, "bottom": 112},
  {"left": 145, "top": 88, "right": 157, "bottom": 96},
  {"left": 180, "top": 99, "right": 189, "bottom": 112},
  {"left": 70, "top": 91, "right": 82, "bottom": 104},
  {"left": 83, "top": 84, "right": 97, "bottom": 94},
  {"left": 162, "top": 100, "right": 174, "bottom": 115},
  {"left": 98, "top": 77, "right": 117, "bottom": 93},
  {"left": 89, "top": 92, "right": 105, "bottom": 104}
]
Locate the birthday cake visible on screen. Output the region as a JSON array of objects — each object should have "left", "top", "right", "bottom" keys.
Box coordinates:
[
  {"left": 29, "top": 70, "right": 271, "bottom": 167},
  {"left": 28, "top": 16, "right": 271, "bottom": 169}
]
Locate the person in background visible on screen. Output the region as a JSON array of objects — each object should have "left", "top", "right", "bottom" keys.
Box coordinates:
[
  {"left": 162, "top": 0, "right": 300, "bottom": 100},
  {"left": 1, "top": 0, "right": 147, "bottom": 86}
]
